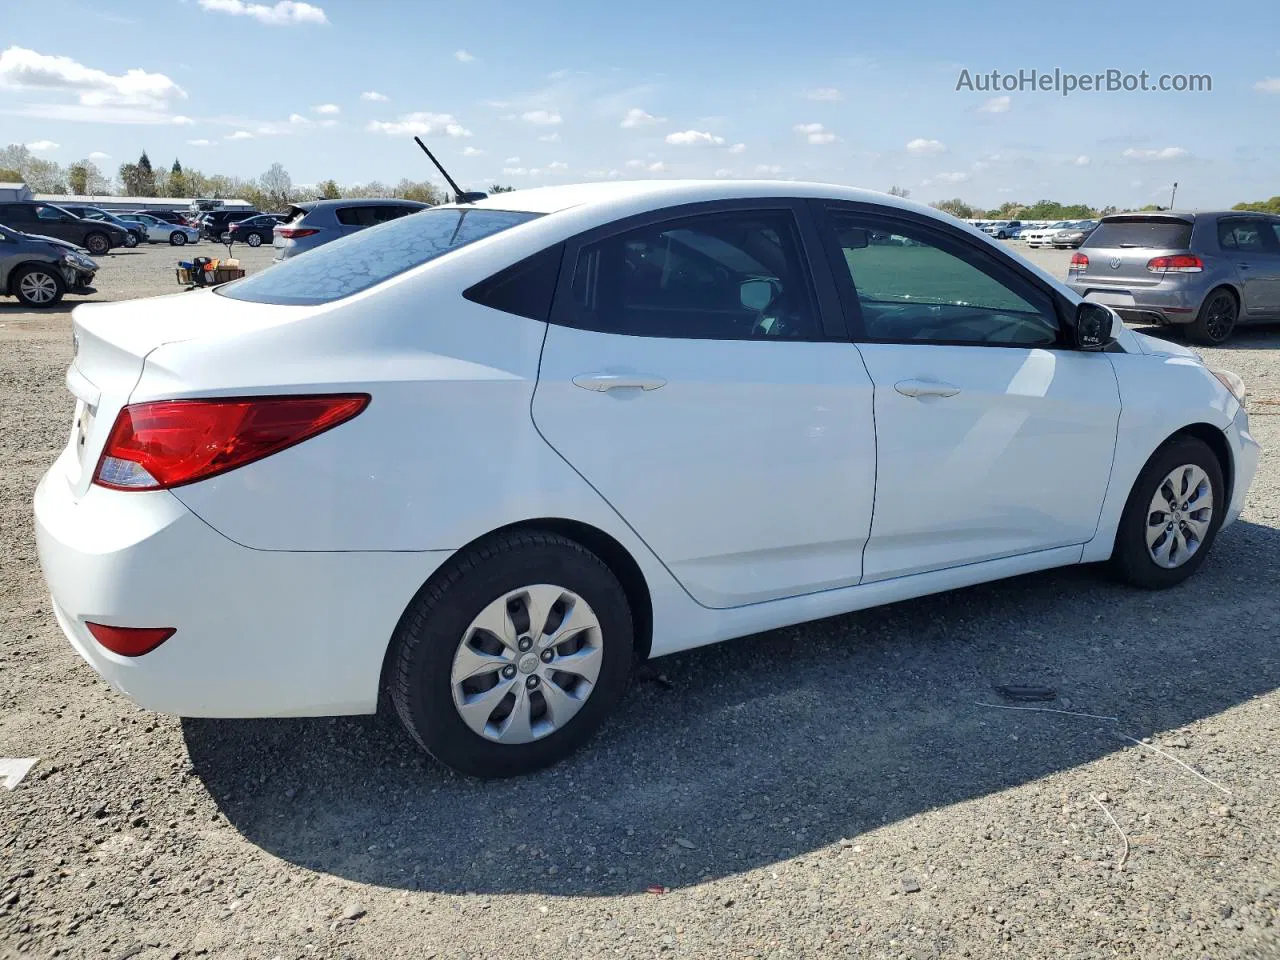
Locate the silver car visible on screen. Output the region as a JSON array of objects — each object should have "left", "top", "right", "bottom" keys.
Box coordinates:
[
  {"left": 1066, "top": 212, "right": 1280, "bottom": 344},
  {"left": 273, "top": 198, "right": 428, "bottom": 261},
  {"left": 116, "top": 213, "right": 200, "bottom": 246}
]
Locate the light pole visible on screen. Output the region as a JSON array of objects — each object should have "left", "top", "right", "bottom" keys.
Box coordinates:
[{"left": 1169, "top": 181, "right": 1178, "bottom": 210}]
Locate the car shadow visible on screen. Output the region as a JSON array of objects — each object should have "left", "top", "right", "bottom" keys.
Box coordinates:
[
  {"left": 183, "top": 519, "right": 1280, "bottom": 896},
  {"left": 1130, "top": 322, "right": 1280, "bottom": 350}
]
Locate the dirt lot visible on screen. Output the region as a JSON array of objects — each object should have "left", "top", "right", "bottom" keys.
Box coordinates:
[{"left": 1, "top": 243, "right": 1278, "bottom": 960}]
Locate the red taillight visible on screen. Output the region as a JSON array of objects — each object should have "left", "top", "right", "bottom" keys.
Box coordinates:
[
  {"left": 1146, "top": 254, "right": 1203, "bottom": 274},
  {"left": 276, "top": 227, "right": 319, "bottom": 239},
  {"left": 93, "top": 394, "right": 369, "bottom": 491},
  {"left": 1069, "top": 252, "right": 1088, "bottom": 272},
  {"left": 85, "top": 622, "right": 175, "bottom": 657}
]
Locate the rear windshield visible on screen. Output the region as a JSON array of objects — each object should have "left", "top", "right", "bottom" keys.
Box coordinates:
[
  {"left": 1085, "top": 218, "right": 1192, "bottom": 249},
  {"left": 217, "top": 207, "right": 541, "bottom": 306}
]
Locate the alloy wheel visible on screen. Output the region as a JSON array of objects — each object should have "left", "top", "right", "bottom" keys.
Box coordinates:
[
  {"left": 18, "top": 270, "right": 58, "bottom": 305},
  {"left": 1202, "top": 293, "right": 1236, "bottom": 343},
  {"left": 1146, "top": 464, "right": 1213, "bottom": 569},
  {"left": 451, "top": 584, "right": 603, "bottom": 744},
  {"left": 247, "top": 233, "right": 262, "bottom": 247}
]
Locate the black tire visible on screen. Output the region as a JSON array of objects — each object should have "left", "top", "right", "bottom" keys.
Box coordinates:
[
  {"left": 169, "top": 231, "right": 188, "bottom": 246},
  {"left": 123, "top": 232, "right": 139, "bottom": 248},
  {"left": 246, "top": 232, "right": 263, "bottom": 247},
  {"left": 389, "top": 531, "right": 633, "bottom": 778},
  {"left": 1110, "top": 436, "right": 1225, "bottom": 589},
  {"left": 83, "top": 232, "right": 110, "bottom": 256},
  {"left": 11, "top": 263, "right": 66, "bottom": 307},
  {"left": 1187, "top": 288, "right": 1238, "bottom": 345},
  {"left": 219, "top": 230, "right": 232, "bottom": 243}
]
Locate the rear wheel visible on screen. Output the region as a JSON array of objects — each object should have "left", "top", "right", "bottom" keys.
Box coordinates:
[
  {"left": 1187, "top": 288, "right": 1238, "bottom": 345},
  {"left": 389, "top": 531, "right": 633, "bottom": 778},
  {"left": 169, "top": 231, "right": 188, "bottom": 246},
  {"left": 219, "top": 230, "right": 232, "bottom": 243},
  {"left": 12, "top": 264, "right": 65, "bottom": 307},
  {"left": 246, "top": 232, "right": 263, "bottom": 247},
  {"left": 83, "top": 232, "right": 110, "bottom": 256},
  {"left": 1110, "top": 436, "right": 1224, "bottom": 589},
  {"left": 123, "top": 232, "right": 139, "bottom": 248}
]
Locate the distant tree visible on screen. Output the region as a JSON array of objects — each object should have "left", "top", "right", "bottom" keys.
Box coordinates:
[
  {"left": 317, "top": 178, "right": 341, "bottom": 199},
  {"left": 168, "top": 158, "right": 189, "bottom": 198},
  {"left": 0, "top": 144, "right": 65, "bottom": 193},
  {"left": 931, "top": 198, "right": 977, "bottom": 219},
  {"left": 888, "top": 185, "right": 910, "bottom": 199},
  {"left": 1137, "top": 203, "right": 1165, "bottom": 212},
  {"left": 119, "top": 151, "right": 157, "bottom": 196},
  {"left": 67, "top": 160, "right": 108, "bottom": 195},
  {"left": 0, "top": 166, "right": 21, "bottom": 181},
  {"left": 259, "top": 162, "right": 293, "bottom": 211},
  {"left": 488, "top": 184, "right": 516, "bottom": 193},
  {"left": 1232, "top": 196, "right": 1280, "bottom": 214},
  {"left": 393, "top": 178, "right": 443, "bottom": 204}
]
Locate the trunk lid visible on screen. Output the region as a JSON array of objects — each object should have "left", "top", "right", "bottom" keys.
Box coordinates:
[{"left": 1074, "top": 216, "right": 1195, "bottom": 293}]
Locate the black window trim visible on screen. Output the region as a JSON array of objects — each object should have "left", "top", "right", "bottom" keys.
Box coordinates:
[
  {"left": 1216, "top": 215, "right": 1280, "bottom": 253},
  {"left": 547, "top": 197, "right": 849, "bottom": 342},
  {"left": 810, "top": 199, "right": 1076, "bottom": 350}
]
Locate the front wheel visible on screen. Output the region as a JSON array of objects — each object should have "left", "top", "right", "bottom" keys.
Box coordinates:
[
  {"left": 219, "top": 230, "right": 232, "bottom": 243},
  {"left": 123, "top": 233, "right": 139, "bottom": 248},
  {"left": 1110, "top": 436, "right": 1225, "bottom": 589},
  {"left": 246, "top": 232, "right": 262, "bottom": 247},
  {"left": 12, "top": 264, "right": 66, "bottom": 307},
  {"left": 388, "top": 531, "right": 633, "bottom": 778},
  {"left": 169, "top": 231, "right": 188, "bottom": 246}
]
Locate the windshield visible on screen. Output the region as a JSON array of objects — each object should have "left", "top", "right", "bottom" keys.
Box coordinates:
[
  {"left": 1085, "top": 219, "right": 1193, "bottom": 249},
  {"left": 218, "top": 207, "right": 541, "bottom": 306}
]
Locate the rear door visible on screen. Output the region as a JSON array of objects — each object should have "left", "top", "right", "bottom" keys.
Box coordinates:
[
  {"left": 1217, "top": 217, "right": 1280, "bottom": 315},
  {"left": 1071, "top": 216, "right": 1195, "bottom": 309},
  {"left": 532, "top": 199, "right": 878, "bottom": 608}
]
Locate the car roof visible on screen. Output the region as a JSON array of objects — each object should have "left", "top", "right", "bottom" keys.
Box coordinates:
[{"left": 292, "top": 198, "right": 428, "bottom": 212}]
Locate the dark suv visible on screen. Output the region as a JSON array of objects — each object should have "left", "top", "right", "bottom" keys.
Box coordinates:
[
  {"left": 0, "top": 202, "right": 129, "bottom": 256},
  {"left": 201, "top": 209, "right": 261, "bottom": 242},
  {"left": 135, "top": 209, "right": 192, "bottom": 226},
  {"left": 228, "top": 213, "right": 286, "bottom": 247}
]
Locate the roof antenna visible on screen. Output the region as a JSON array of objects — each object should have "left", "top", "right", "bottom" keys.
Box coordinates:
[{"left": 413, "top": 136, "right": 487, "bottom": 204}]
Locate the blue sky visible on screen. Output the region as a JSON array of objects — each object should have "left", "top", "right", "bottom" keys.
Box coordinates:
[{"left": 2, "top": 0, "right": 1278, "bottom": 208}]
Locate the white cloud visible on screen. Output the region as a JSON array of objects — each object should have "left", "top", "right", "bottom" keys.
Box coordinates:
[
  {"left": 360, "top": 90, "right": 388, "bottom": 102},
  {"left": 714, "top": 168, "right": 733, "bottom": 177},
  {"left": 505, "top": 155, "right": 521, "bottom": 164},
  {"left": 186, "top": 138, "right": 213, "bottom": 146},
  {"left": 793, "top": 122, "right": 824, "bottom": 134},
  {"left": 461, "top": 145, "right": 484, "bottom": 156},
  {"left": 0, "top": 45, "right": 186, "bottom": 108},
  {"left": 88, "top": 151, "right": 110, "bottom": 161},
  {"left": 454, "top": 49, "right": 475, "bottom": 63},
  {"left": 665, "top": 129, "right": 724, "bottom": 146},
  {"left": 808, "top": 132, "right": 837, "bottom": 145},
  {"left": 978, "top": 95, "right": 1011, "bottom": 113},
  {"left": 366, "top": 112, "right": 471, "bottom": 137},
  {"left": 728, "top": 142, "right": 746, "bottom": 154},
  {"left": 1074, "top": 154, "right": 1090, "bottom": 166},
  {"left": 196, "top": 0, "right": 327, "bottom": 26},
  {"left": 312, "top": 103, "right": 339, "bottom": 115},
  {"left": 621, "top": 107, "right": 665, "bottom": 128},
  {"left": 1122, "top": 146, "right": 1188, "bottom": 160},
  {"left": 538, "top": 132, "right": 561, "bottom": 142},
  {"left": 646, "top": 161, "right": 668, "bottom": 173},
  {"left": 521, "top": 109, "right": 562, "bottom": 125},
  {"left": 225, "top": 130, "right": 254, "bottom": 140},
  {"left": 289, "top": 112, "right": 310, "bottom": 124},
  {"left": 793, "top": 122, "right": 837, "bottom": 145},
  {"left": 319, "top": 118, "right": 337, "bottom": 127},
  {"left": 170, "top": 114, "right": 195, "bottom": 125},
  {"left": 804, "top": 87, "right": 842, "bottom": 101},
  {"left": 607, "top": 169, "right": 619, "bottom": 178},
  {"left": 755, "top": 163, "right": 783, "bottom": 174},
  {"left": 1253, "top": 77, "right": 1280, "bottom": 93},
  {"left": 625, "top": 159, "right": 645, "bottom": 168},
  {"left": 935, "top": 171, "right": 969, "bottom": 183},
  {"left": 502, "top": 166, "right": 527, "bottom": 175},
  {"left": 548, "top": 160, "right": 569, "bottom": 170},
  {"left": 906, "top": 138, "right": 946, "bottom": 154},
  {"left": 25, "top": 139, "right": 58, "bottom": 152}
]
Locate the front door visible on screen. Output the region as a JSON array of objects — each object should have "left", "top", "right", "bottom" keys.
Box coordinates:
[
  {"left": 533, "top": 202, "right": 877, "bottom": 608},
  {"left": 32, "top": 204, "right": 79, "bottom": 244},
  {"left": 817, "top": 205, "right": 1122, "bottom": 582}
]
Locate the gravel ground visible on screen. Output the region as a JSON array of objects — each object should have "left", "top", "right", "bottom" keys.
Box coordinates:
[{"left": 1, "top": 243, "right": 1277, "bottom": 960}]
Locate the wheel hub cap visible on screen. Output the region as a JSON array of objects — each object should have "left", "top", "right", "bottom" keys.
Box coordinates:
[
  {"left": 1145, "top": 464, "right": 1213, "bottom": 569},
  {"left": 451, "top": 584, "right": 603, "bottom": 744}
]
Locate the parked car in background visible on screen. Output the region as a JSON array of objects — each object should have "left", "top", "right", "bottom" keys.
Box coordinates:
[
  {"left": 201, "top": 209, "right": 261, "bottom": 243},
  {"left": 1067, "top": 211, "right": 1280, "bottom": 344},
  {"left": 132, "top": 209, "right": 189, "bottom": 227},
  {"left": 273, "top": 198, "right": 428, "bottom": 261},
  {"left": 1051, "top": 220, "right": 1099, "bottom": 249},
  {"left": 116, "top": 213, "right": 200, "bottom": 246},
  {"left": 0, "top": 221, "right": 97, "bottom": 307},
  {"left": 982, "top": 219, "right": 1022, "bottom": 240},
  {"left": 228, "top": 213, "right": 286, "bottom": 248},
  {"left": 57, "top": 205, "right": 143, "bottom": 248},
  {"left": 33, "top": 180, "right": 1258, "bottom": 778},
  {"left": 0, "top": 201, "right": 128, "bottom": 256},
  {"left": 1024, "top": 221, "right": 1072, "bottom": 247}
]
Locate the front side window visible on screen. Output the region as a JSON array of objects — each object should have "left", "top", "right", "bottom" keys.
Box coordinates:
[
  {"left": 830, "top": 211, "right": 1058, "bottom": 346},
  {"left": 566, "top": 209, "right": 820, "bottom": 339},
  {"left": 218, "top": 207, "right": 540, "bottom": 305}
]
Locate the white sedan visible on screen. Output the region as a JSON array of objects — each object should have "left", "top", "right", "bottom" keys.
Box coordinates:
[
  {"left": 117, "top": 213, "right": 199, "bottom": 246},
  {"left": 35, "top": 181, "right": 1259, "bottom": 779},
  {"left": 1023, "top": 221, "right": 1072, "bottom": 247}
]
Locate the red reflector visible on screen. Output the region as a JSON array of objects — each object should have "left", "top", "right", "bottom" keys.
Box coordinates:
[
  {"left": 93, "top": 394, "right": 369, "bottom": 491},
  {"left": 1069, "top": 253, "right": 1089, "bottom": 271},
  {"left": 1146, "top": 254, "right": 1203, "bottom": 273},
  {"left": 277, "top": 227, "right": 319, "bottom": 239},
  {"left": 85, "top": 622, "right": 175, "bottom": 657}
]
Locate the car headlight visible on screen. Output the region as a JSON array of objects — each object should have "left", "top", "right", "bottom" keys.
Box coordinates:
[{"left": 1210, "top": 368, "right": 1247, "bottom": 404}]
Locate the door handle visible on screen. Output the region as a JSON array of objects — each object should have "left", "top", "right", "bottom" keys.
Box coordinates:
[
  {"left": 572, "top": 373, "right": 668, "bottom": 392},
  {"left": 894, "top": 378, "right": 960, "bottom": 399}
]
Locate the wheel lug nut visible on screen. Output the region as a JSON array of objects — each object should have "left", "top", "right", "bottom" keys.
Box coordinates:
[
  {"left": 501, "top": 665, "right": 516, "bottom": 680},
  {"left": 525, "top": 675, "right": 539, "bottom": 690},
  {"left": 517, "top": 636, "right": 533, "bottom": 652},
  {"left": 540, "top": 648, "right": 554, "bottom": 663}
]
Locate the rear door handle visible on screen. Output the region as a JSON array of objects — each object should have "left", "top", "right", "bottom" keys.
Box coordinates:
[
  {"left": 572, "top": 373, "right": 668, "bottom": 392},
  {"left": 894, "top": 378, "right": 960, "bottom": 399}
]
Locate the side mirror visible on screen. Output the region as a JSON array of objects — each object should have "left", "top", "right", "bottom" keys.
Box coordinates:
[
  {"left": 740, "top": 277, "right": 779, "bottom": 312},
  {"left": 1074, "top": 301, "right": 1117, "bottom": 351}
]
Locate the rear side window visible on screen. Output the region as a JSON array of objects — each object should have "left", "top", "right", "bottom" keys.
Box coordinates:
[
  {"left": 464, "top": 244, "right": 563, "bottom": 320},
  {"left": 218, "top": 207, "right": 541, "bottom": 305},
  {"left": 1217, "top": 219, "right": 1266, "bottom": 251},
  {"left": 1084, "top": 219, "right": 1192, "bottom": 249},
  {"left": 336, "top": 206, "right": 375, "bottom": 227}
]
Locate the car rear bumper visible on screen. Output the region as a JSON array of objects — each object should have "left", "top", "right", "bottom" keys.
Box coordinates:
[
  {"left": 1066, "top": 279, "right": 1202, "bottom": 325},
  {"left": 34, "top": 446, "right": 449, "bottom": 718}
]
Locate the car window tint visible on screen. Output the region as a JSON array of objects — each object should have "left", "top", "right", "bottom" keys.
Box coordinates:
[
  {"left": 1270, "top": 223, "right": 1280, "bottom": 247},
  {"left": 36, "top": 205, "right": 72, "bottom": 221},
  {"left": 830, "top": 212, "right": 1057, "bottom": 347},
  {"left": 566, "top": 210, "right": 820, "bottom": 339},
  {"left": 218, "top": 207, "right": 541, "bottom": 306},
  {"left": 1218, "top": 220, "right": 1266, "bottom": 251},
  {"left": 1085, "top": 219, "right": 1192, "bottom": 249},
  {"left": 464, "top": 244, "right": 563, "bottom": 321},
  {"left": 336, "top": 206, "right": 375, "bottom": 227}
]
